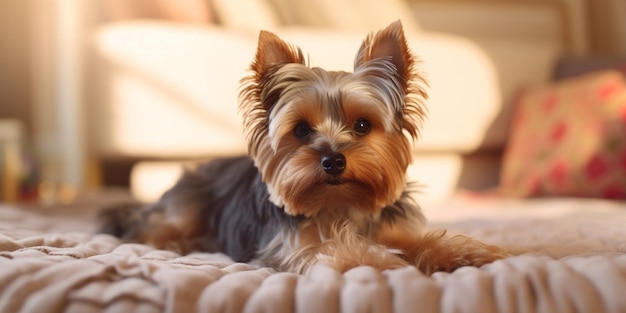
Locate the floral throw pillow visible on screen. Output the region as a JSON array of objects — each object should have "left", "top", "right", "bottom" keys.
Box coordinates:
[{"left": 500, "top": 70, "right": 626, "bottom": 199}]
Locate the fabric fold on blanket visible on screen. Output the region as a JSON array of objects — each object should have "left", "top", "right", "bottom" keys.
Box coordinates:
[{"left": 1, "top": 202, "right": 626, "bottom": 313}]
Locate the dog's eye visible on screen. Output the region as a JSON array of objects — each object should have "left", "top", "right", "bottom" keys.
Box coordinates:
[
  {"left": 294, "top": 122, "right": 314, "bottom": 141},
  {"left": 354, "top": 118, "right": 371, "bottom": 135}
]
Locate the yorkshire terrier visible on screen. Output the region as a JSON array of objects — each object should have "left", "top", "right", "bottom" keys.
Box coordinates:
[{"left": 99, "top": 21, "right": 508, "bottom": 274}]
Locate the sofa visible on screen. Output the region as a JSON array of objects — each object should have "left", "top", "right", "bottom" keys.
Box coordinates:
[{"left": 85, "top": 1, "right": 565, "bottom": 204}]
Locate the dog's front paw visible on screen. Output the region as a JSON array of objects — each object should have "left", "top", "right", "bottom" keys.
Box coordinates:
[{"left": 415, "top": 234, "right": 509, "bottom": 275}]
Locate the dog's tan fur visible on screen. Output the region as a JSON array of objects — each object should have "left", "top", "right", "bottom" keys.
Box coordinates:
[{"left": 238, "top": 21, "right": 508, "bottom": 273}]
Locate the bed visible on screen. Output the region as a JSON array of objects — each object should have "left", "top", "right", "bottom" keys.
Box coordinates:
[{"left": 2, "top": 193, "right": 625, "bottom": 313}]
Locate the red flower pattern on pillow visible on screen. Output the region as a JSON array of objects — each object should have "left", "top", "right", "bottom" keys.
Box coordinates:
[
  {"left": 500, "top": 70, "right": 626, "bottom": 199},
  {"left": 550, "top": 122, "right": 567, "bottom": 142},
  {"left": 586, "top": 154, "right": 608, "bottom": 181}
]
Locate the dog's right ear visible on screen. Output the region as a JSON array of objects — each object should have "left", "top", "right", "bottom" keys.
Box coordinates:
[
  {"left": 239, "top": 31, "right": 307, "bottom": 156},
  {"left": 251, "top": 31, "right": 306, "bottom": 81}
]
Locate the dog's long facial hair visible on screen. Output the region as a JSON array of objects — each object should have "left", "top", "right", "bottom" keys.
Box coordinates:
[{"left": 99, "top": 21, "right": 508, "bottom": 275}]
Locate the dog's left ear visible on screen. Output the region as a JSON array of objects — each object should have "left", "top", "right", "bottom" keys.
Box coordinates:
[
  {"left": 354, "top": 20, "right": 413, "bottom": 89},
  {"left": 354, "top": 21, "right": 427, "bottom": 140}
]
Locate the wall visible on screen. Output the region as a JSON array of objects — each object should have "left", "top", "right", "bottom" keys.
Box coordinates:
[
  {"left": 0, "top": 1, "right": 33, "bottom": 135},
  {"left": 588, "top": 0, "right": 626, "bottom": 54},
  {"left": 407, "top": 0, "right": 626, "bottom": 56},
  {"left": 1, "top": 0, "right": 89, "bottom": 201}
]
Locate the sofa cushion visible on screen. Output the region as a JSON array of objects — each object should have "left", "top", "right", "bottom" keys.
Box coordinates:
[
  {"left": 89, "top": 22, "right": 253, "bottom": 157},
  {"left": 500, "top": 70, "right": 626, "bottom": 199}
]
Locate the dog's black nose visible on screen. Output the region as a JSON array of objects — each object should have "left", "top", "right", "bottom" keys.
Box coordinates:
[{"left": 321, "top": 153, "right": 346, "bottom": 176}]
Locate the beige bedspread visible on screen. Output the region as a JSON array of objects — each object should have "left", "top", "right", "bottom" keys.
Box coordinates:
[{"left": 1, "top": 196, "right": 625, "bottom": 313}]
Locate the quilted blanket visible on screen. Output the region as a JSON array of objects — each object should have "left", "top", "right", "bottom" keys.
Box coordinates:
[{"left": 1, "top": 195, "right": 625, "bottom": 313}]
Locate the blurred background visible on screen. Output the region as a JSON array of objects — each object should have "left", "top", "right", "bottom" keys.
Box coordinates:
[{"left": 1, "top": 0, "right": 625, "bottom": 205}]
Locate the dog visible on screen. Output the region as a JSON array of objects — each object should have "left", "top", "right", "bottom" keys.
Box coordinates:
[{"left": 99, "top": 21, "right": 508, "bottom": 274}]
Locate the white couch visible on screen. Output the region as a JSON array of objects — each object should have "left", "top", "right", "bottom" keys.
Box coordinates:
[{"left": 85, "top": 2, "right": 564, "bottom": 203}]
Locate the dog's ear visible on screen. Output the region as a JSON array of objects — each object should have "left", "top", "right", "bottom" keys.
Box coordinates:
[
  {"left": 354, "top": 20, "right": 413, "bottom": 89},
  {"left": 252, "top": 31, "right": 305, "bottom": 81},
  {"left": 354, "top": 21, "right": 427, "bottom": 140}
]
